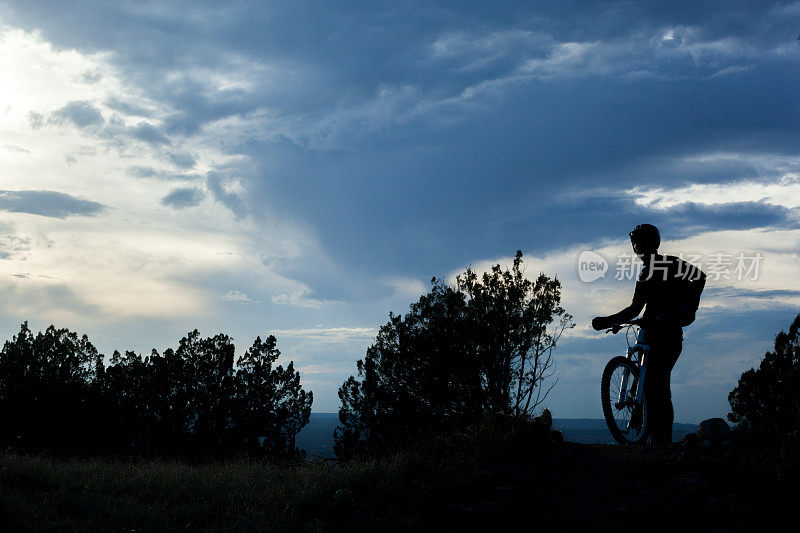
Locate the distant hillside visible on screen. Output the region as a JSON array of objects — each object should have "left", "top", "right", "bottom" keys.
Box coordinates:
[
  {"left": 296, "top": 414, "right": 698, "bottom": 458},
  {"left": 554, "top": 418, "right": 698, "bottom": 445}
]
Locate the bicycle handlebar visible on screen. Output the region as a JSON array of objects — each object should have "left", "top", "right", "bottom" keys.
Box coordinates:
[{"left": 604, "top": 318, "right": 645, "bottom": 334}]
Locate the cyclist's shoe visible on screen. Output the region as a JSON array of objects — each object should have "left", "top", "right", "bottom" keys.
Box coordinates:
[{"left": 629, "top": 407, "right": 643, "bottom": 433}]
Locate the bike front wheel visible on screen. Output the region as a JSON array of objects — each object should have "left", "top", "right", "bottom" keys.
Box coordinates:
[{"left": 601, "top": 356, "right": 648, "bottom": 445}]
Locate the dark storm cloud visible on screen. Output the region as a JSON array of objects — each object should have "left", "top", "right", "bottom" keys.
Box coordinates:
[
  {"left": 705, "top": 287, "right": 800, "bottom": 300},
  {"left": 160, "top": 82, "right": 255, "bottom": 137},
  {"left": 167, "top": 152, "right": 196, "bottom": 169},
  {"left": 127, "top": 122, "right": 170, "bottom": 146},
  {"left": 127, "top": 166, "right": 160, "bottom": 178},
  {"left": 664, "top": 201, "right": 795, "bottom": 235},
  {"left": 3, "top": 0, "right": 799, "bottom": 277},
  {"left": 104, "top": 96, "right": 153, "bottom": 117},
  {"left": 0, "top": 190, "right": 106, "bottom": 218},
  {"left": 206, "top": 172, "right": 247, "bottom": 218},
  {"left": 7, "top": 1, "right": 796, "bottom": 157},
  {"left": 126, "top": 166, "right": 200, "bottom": 181},
  {"left": 81, "top": 70, "right": 103, "bottom": 84},
  {"left": 161, "top": 187, "right": 205, "bottom": 208},
  {"left": 50, "top": 100, "right": 104, "bottom": 128},
  {"left": 0, "top": 282, "right": 100, "bottom": 316}
]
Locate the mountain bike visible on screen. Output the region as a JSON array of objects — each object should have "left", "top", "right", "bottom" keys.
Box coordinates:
[{"left": 600, "top": 318, "right": 650, "bottom": 445}]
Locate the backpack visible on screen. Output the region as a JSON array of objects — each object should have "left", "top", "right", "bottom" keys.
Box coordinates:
[{"left": 674, "top": 259, "right": 705, "bottom": 327}]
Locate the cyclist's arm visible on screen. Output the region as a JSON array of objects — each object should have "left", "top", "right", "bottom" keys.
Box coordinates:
[{"left": 591, "top": 281, "right": 647, "bottom": 330}]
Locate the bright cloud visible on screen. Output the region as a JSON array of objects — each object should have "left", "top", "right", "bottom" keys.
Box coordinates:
[
  {"left": 271, "top": 287, "right": 332, "bottom": 310},
  {"left": 629, "top": 173, "right": 800, "bottom": 210},
  {"left": 222, "top": 290, "right": 252, "bottom": 302},
  {"left": 383, "top": 276, "right": 427, "bottom": 300},
  {"left": 0, "top": 22, "right": 323, "bottom": 328},
  {"left": 273, "top": 326, "right": 375, "bottom": 338}
]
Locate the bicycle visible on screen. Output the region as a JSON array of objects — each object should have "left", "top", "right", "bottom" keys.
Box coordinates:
[{"left": 600, "top": 318, "right": 650, "bottom": 445}]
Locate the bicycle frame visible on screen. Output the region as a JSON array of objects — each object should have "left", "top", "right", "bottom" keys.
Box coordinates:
[{"left": 618, "top": 325, "right": 649, "bottom": 431}]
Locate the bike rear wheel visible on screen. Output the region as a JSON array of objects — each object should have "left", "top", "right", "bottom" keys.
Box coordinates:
[{"left": 601, "top": 356, "right": 648, "bottom": 445}]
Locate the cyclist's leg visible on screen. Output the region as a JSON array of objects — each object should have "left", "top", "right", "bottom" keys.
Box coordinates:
[
  {"left": 645, "top": 331, "right": 682, "bottom": 444},
  {"left": 665, "top": 341, "right": 682, "bottom": 440},
  {"left": 663, "top": 348, "right": 680, "bottom": 439},
  {"left": 644, "top": 358, "right": 668, "bottom": 443}
]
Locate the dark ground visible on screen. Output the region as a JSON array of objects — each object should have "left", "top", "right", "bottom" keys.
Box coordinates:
[
  {"left": 2, "top": 440, "right": 796, "bottom": 532},
  {"left": 327, "top": 441, "right": 799, "bottom": 532}
]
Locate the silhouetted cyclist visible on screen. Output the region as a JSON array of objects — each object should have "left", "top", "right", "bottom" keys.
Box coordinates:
[{"left": 591, "top": 224, "right": 706, "bottom": 444}]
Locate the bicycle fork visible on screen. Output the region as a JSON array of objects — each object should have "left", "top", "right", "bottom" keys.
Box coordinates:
[{"left": 616, "top": 346, "right": 647, "bottom": 412}]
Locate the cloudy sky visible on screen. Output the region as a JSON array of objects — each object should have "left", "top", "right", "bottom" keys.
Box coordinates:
[{"left": 1, "top": 1, "right": 798, "bottom": 421}]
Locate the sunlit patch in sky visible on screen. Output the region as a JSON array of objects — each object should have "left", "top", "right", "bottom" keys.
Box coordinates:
[{"left": 0, "top": 22, "right": 328, "bottom": 328}]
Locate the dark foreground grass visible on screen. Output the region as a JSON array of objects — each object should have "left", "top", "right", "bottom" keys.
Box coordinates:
[
  {"left": 0, "top": 415, "right": 550, "bottom": 531},
  {"left": 0, "top": 452, "right": 449, "bottom": 531},
  {"left": 4, "top": 422, "right": 798, "bottom": 532}
]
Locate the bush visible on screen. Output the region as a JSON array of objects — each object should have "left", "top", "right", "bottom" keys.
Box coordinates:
[
  {"left": 728, "top": 313, "right": 800, "bottom": 475},
  {"left": 335, "top": 251, "right": 573, "bottom": 458},
  {"left": 728, "top": 313, "right": 800, "bottom": 434}
]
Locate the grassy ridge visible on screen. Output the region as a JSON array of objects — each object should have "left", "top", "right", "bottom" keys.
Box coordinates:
[
  {"left": 0, "top": 453, "right": 417, "bottom": 531},
  {"left": 0, "top": 414, "right": 553, "bottom": 531},
  {"left": 2, "top": 427, "right": 795, "bottom": 531}
]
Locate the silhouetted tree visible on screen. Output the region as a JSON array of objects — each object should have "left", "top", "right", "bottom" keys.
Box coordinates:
[
  {"left": 729, "top": 313, "right": 800, "bottom": 438},
  {"left": 335, "top": 251, "right": 573, "bottom": 458},
  {"left": 0, "top": 323, "right": 103, "bottom": 452},
  {"left": 146, "top": 346, "right": 191, "bottom": 453},
  {"left": 98, "top": 349, "right": 157, "bottom": 452},
  {"left": 0, "top": 323, "right": 312, "bottom": 458},
  {"left": 176, "top": 331, "right": 237, "bottom": 453},
  {"left": 232, "top": 335, "right": 313, "bottom": 458}
]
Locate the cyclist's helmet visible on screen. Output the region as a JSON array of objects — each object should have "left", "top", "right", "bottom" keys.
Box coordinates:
[{"left": 629, "top": 223, "right": 660, "bottom": 250}]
